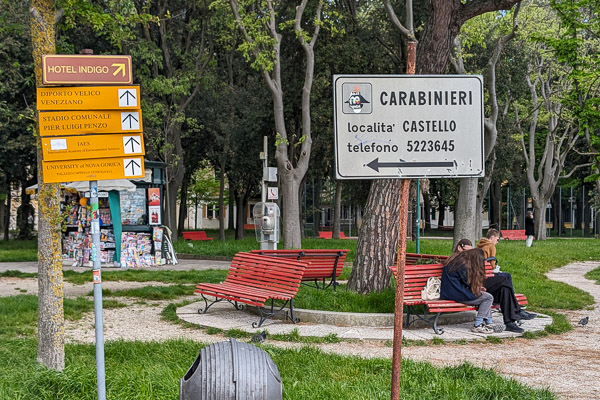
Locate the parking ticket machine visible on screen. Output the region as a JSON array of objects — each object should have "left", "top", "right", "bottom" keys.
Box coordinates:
[{"left": 253, "top": 202, "right": 280, "bottom": 250}]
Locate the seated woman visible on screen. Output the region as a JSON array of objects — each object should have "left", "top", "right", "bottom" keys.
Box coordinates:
[
  {"left": 454, "top": 239, "right": 536, "bottom": 333},
  {"left": 440, "top": 248, "right": 495, "bottom": 334}
]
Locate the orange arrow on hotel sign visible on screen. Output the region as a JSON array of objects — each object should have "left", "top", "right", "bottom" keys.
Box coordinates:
[{"left": 42, "top": 55, "right": 133, "bottom": 85}]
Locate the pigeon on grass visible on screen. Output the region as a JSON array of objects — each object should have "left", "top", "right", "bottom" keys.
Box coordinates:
[
  {"left": 578, "top": 317, "right": 589, "bottom": 326},
  {"left": 251, "top": 330, "right": 267, "bottom": 343}
]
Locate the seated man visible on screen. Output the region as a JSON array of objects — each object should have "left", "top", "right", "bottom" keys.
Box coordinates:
[
  {"left": 476, "top": 229, "right": 501, "bottom": 272},
  {"left": 454, "top": 238, "right": 536, "bottom": 333}
]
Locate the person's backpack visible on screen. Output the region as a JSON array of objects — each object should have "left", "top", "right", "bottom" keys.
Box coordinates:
[{"left": 421, "top": 277, "right": 441, "bottom": 300}]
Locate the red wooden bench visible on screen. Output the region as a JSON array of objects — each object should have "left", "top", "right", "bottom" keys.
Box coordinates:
[
  {"left": 251, "top": 249, "right": 349, "bottom": 290},
  {"left": 390, "top": 261, "right": 528, "bottom": 334},
  {"left": 501, "top": 230, "right": 527, "bottom": 240},
  {"left": 194, "top": 252, "right": 307, "bottom": 328},
  {"left": 182, "top": 231, "right": 213, "bottom": 241},
  {"left": 317, "top": 231, "right": 349, "bottom": 239}
]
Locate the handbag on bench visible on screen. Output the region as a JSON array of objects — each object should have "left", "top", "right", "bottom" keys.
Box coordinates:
[{"left": 421, "top": 277, "right": 441, "bottom": 300}]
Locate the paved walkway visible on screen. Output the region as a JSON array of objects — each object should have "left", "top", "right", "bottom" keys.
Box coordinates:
[{"left": 177, "top": 301, "right": 550, "bottom": 342}]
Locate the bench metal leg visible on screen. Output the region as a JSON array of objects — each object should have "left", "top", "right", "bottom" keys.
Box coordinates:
[
  {"left": 253, "top": 299, "right": 298, "bottom": 328},
  {"left": 197, "top": 295, "right": 243, "bottom": 314},
  {"left": 404, "top": 306, "right": 445, "bottom": 335}
]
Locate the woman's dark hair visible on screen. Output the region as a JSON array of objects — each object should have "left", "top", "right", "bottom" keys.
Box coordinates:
[
  {"left": 453, "top": 239, "right": 473, "bottom": 253},
  {"left": 445, "top": 248, "right": 486, "bottom": 296}
]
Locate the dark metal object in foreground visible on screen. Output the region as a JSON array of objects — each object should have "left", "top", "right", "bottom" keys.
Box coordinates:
[{"left": 180, "top": 339, "right": 282, "bottom": 400}]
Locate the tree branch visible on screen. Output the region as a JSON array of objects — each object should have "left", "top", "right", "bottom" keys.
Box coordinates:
[
  {"left": 459, "top": 0, "right": 521, "bottom": 24},
  {"left": 382, "top": 0, "right": 416, "bottom": 41}
]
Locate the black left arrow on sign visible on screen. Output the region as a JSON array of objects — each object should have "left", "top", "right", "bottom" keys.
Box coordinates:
[
  {"left": 366, "top": 158, "right": 455, "bottom": 172},
  {"left": 125, "top": 159, "right": 141, "bottom": 175},
  {"left": 119, "top": 90, "right": 136, "bottom": 106},
  {"left": 122, "top": 113, "right": 139, "bottom": 129},
  {"left": 124, "top": 136, "right": 140, "bottom": 152}
]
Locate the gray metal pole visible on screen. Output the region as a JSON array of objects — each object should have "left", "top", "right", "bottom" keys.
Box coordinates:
[
  {"left": 559, "top": 187, "right": 562, "bottom": 237},
  {"left": 349, "top": 200, "right": 352, "bottom": 237},
  {"left": 582, "top": 186, "right": 585, "bottom": 237},
  {"left": 90, "top": 181, "right": 106, "bottom": 400},
  {"left": 570, "top": 186, "right": 573, "bottom": 237},
  {"left": 416, "top": 179, "right": 420, "bottom": 254},
  {"left": 260, "top": 136, "right": 270, "bottom": 250}
]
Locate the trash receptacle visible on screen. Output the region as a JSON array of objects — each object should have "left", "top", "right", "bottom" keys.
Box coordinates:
[{"left": 180, "top": 338, "right": 282, "bottom": 400}]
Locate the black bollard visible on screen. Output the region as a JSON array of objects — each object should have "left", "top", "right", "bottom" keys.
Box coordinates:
[{"left": 180, "top": 338, "right": 282, "bottom": 400}]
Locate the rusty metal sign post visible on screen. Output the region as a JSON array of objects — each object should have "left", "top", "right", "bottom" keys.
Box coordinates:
[{"left": 390, "top": 41, "right": 416, "bottom": 400}]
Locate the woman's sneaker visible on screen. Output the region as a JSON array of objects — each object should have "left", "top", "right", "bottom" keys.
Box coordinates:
[
  {"left": 471, "top": 324, "right": 494, "bottom": 334},
  {"left": 485, "top": 323, "right": 505, "bottom": 333}
]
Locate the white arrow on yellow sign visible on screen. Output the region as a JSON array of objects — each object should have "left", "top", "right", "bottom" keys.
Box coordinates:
[
  {"left": 38, "top": 109, "right": 143, "bottom": 136},
  {"left": 37, "top": 86, "right": 140, "bottom": 110},
  {"left": 42, "top": 157, "right": 145, "bottom": 183},
  {"left": 41, "top": 134, "right": 145, "bottom": 161}
]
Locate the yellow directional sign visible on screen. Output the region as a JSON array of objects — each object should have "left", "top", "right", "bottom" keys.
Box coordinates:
[
  {"left": 41, "top": 134, "right": 145, "bottom": 161},
  {"left": 42, "top": 156, "right": 145, "bottom": 183},
  {"left": 37, "top": 86, "right": 140, "bottom": 110},
  {"left": 38, "top": 109, "right": 143, "bottom": 136}
]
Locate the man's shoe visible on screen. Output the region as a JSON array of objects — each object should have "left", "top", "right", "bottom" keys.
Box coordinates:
[
  {"left": 505, "top": 321, "right": 525, "bottom": 333},
  {"left": 516, "top": 310, "right": 537, "bottom": 320}
]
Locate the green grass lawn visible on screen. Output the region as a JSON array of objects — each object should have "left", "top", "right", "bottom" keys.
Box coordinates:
[
  {"left": 0, "top": 296, "right": 556, "bottom": 400},
  {"left": 0, "top": 239, "right": 37, "bottom": 262}
]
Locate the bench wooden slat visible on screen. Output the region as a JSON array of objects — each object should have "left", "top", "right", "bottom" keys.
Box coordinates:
[
  {"left": 250, "top": 249, "right": 348, "bottom": 290},
  {"left": 194, "top": 252, "right": 307, "bottom": 327}
]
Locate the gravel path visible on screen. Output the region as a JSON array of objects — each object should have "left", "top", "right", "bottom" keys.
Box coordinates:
[{"left": 1, "top": 261, "right": 598, "bottom": 399}]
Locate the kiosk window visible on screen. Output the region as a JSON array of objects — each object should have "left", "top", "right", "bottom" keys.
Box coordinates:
[{"left": 120, "top": 188, "right": 147, "bottom": 225}]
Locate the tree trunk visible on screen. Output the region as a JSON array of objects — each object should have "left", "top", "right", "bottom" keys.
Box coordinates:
[
  {"left": 532, "top": 199, "right": 548, "bottom": 240},
  {"left": 0, "top": 195, "right": 5, "bottom": 239},
  {"left": 347, "top": 179, "right": 403, "bottom": 293},
  {"left": 177, "top": 178, "right": 189, "bottom": 235},
  {"left": 3, "top": 185, "right": 10, "bottom": 241},
  {"left": 583, "top": 185, "right": 590, "bottom": 237},
  {"left": 279, "top": 173, "right": 302, "bottom": 248},
  {"left": 312, "top": 179, "right": 321, "bottom": 236},
  {"left": 235, "top": 193, "right": 246, "bottom": 240},
  {"left": 228, "top": 189, "right": 235, "bottom": 231},
  {"left": 31, "top": 0, "right": 64, "bottom": 371},
  {"left": 490, "top": 180, "right": 501, "bottom": 230},
  {"left": 437, "top": 198, "right": 446, "bottom": 228},
  {"left": 332, "top": 181, "right": 342, "bottom": 239},
  {"left": 218, "top": 163, "right": 226, "bottom": 241},
  {"left": 164, "top": 123, "right": 185, "bottom": 239},
  {"left": 423, "top": 190, "right": 431, "bottom": 231},
  {"left": 17, "top": 188, "right": 34, "bottom": 240},
  {"left": 453, "top": 177, "right": 478, "bottom": 248}
]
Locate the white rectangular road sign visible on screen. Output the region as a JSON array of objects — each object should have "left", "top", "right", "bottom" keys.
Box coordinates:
[{"left": 333, "top": 75, "right": 484, "bottom": 179}]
